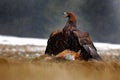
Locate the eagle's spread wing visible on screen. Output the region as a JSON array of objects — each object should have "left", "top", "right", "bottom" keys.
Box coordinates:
[
  {"left": 45, "top": 30, "right": 68, "bottom": 55},
  {"left": 73, "top": 30, "right": 102, "bottom": 61}
]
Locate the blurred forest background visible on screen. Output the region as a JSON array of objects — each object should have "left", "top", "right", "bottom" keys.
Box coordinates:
[{"left": 0, "top": 0, "right": 120, "bottom": 43}]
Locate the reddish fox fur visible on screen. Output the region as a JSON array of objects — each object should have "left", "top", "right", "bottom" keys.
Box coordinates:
[{"left": 56, "top": 49, "right": 81, "bottom": 60}]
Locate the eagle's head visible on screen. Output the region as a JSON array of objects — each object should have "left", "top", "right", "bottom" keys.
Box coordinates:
[{"left": 63, "top": 12, "right": 76, "bottom": 24}]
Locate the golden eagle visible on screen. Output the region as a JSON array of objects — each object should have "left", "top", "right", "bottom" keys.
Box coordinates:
[{"left": 45, "top": 12, "right": 102, "bottom": 61}]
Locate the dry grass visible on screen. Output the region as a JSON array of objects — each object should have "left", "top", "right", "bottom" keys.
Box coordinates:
[
  {"left": 0, "top": 45, "right": 120, "bottom": 80},
  {"left": 0, "top": 57, "right": 120, "bottom": 80}
]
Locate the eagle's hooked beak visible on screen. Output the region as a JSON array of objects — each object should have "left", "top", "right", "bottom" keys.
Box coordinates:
[{"left": 63, "top": 12, "right": 68, "bottom": 17}]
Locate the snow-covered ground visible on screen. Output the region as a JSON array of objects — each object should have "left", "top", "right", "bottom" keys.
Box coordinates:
[
  {"left": 0, "top": 35, "right": 119, "bottom": 59},
  {"left": 0, "top": 35, "right": 120, "bottom": 50},
  {"left": 0, "top": 35, "right": 47, "bottom": 46},
  {"left": 94, "top": 43, "right": 120, "bottom": 50}
]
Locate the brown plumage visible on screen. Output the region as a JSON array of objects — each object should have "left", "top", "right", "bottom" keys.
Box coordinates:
[{"left": 45, "top": 12, "right": 102, "bottom": 61}]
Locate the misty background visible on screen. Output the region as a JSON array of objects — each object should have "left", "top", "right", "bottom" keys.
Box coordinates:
[{"left": 0, "top": 0, "right": 120, "bottom": 43}]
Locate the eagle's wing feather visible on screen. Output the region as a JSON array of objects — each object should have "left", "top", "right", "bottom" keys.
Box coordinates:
[
  {"left": 83, "top": 45, "right": 102, "bottom": 60},
  {"left": 73, "top": 30, "right": 102, "bottom": 61},
  {"left": 45, "top": 30, "right": 67, "bottom": 55}
]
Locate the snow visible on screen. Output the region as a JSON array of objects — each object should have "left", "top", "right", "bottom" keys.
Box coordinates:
[
  {"left": 0, "top": 35, "right": 120, "bottom": 50},
  {"left": 0, "top": 35, "right": 47, "bottom": 46},
  {"left": 94, "top": 43, "right": 120, "bottom": 50}
]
